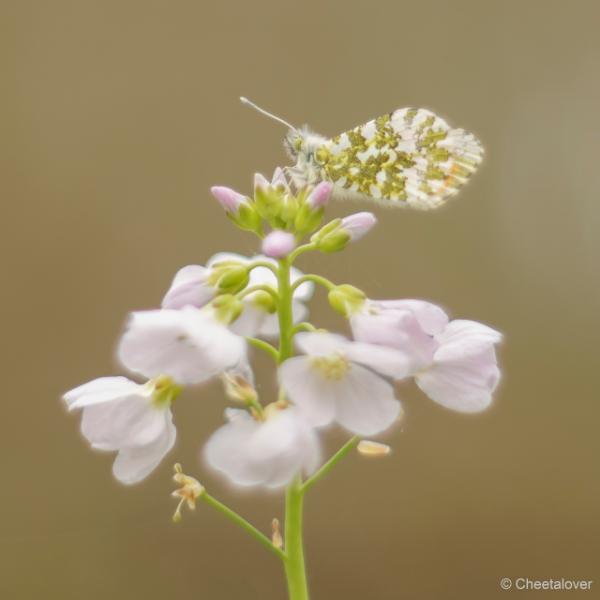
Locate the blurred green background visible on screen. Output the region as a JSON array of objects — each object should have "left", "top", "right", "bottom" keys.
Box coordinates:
[{"left": 2, "top": 1, "right": 599, "bottom": 598}]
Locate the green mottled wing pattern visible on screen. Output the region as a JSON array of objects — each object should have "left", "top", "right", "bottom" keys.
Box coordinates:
[{"left": 313, "top": 108, "right": 483, "bottom": 209}]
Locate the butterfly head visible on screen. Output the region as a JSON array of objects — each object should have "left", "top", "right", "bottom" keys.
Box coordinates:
[{"left": 284, "top": 127, "right": 326, "bottom": 161}]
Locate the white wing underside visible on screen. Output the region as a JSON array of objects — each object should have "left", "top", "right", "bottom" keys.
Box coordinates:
[{"left": 290, "top": 108, "right": 483, "bottom": 210}]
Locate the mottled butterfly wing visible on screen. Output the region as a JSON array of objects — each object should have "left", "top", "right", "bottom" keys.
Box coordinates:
[{"left": 313, "top": 108, "right": 483, "bottom": 209}]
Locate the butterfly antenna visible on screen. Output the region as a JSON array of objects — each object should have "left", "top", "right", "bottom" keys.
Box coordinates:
[{"left": 240, "top": 97, "right": 298, "bottom": 132}]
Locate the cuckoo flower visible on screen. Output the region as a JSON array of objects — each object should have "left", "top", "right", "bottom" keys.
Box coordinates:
[
  {"left": 63, "top": 376, "right": 178, "bottom": 484},
  {"left": 204, "top": 406, "right": 320, "bottom": 488},
  {"left": 351, "top": 300, "right": 502, "bottom": 412},
  {"left": 279, "top": 332, "right": 409, "bottom": 436}
]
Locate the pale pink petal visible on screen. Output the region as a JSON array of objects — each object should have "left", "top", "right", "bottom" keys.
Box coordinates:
[
  {"left": 343, "top": 340, "right": 413, "bottom": 379},
  {"left": 257, "top": 300, "right": 308, "bottom": 338},
  {"left": 351, "top": 309, "right": 438, "bottom": 372},
  {"left": 63, "top": 377, "right": 142, "bottom": 410},
  {"left": 372, "top": 299, "right": 449, "bottom": 335},
  {"left": 204, "top": 407, "right": 320, "bottom": 488},
  {"left": 229, "top": 304, "right": 268, "bottom": 337},
  {"left": 434, "top": 320, "right": 503, "bottom": 361},
  {"left": 416, "top": 347, "right": 500, "bottom": 413},
  {"left": 293, "top": 331, "right": 349, "bottom": 357},
  {"left": 161, "top": 265, "right": 213, "bottom": 309},
  {"left": 331, "top": 364, "right": 402, "bottom": 435},
  {"left": 117, "top": 307, "right": 246, "bottom": 384},
  {"left": 112, "top": 417, "right": 176, "bottom": 484},
  {"left": 278, "top": 357, "right": 337, "bottom": 427},
  {"left": 80, "top": 396, "right": 168, "bottom": 450}
]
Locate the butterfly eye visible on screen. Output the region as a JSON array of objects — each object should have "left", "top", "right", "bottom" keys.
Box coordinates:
[{"left": 294, "top": 138, "right": 303, "bottom": 152}]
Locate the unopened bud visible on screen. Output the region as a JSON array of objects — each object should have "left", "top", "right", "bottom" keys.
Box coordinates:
[
  {"left": 211, "top": 294, "right": 244, "bottom": 324},
  {"left": 211, "top": 186, "right": 262, "bottom": 235},
  {"left": 357, "top": 440, "right": 391, "bottom": 457},
  {"left": 209, "top": 262, "right": 249, "bottom": 294},
  {"left": 262, "top": 230, "right": 296, "bottom": 259},
  {"left": 306, "top": 181, "right": 333, "bottom": 209},
  {"left": 340, "top": 212, "right": 377, "bottom": 241},
  {"left": 328, "top": 284, "right": 366, "bottom": 317}
]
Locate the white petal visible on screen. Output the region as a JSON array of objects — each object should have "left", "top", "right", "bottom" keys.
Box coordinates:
[
  {"left": 332, "top": 364, "right": 402, "bottom": 435},
  {"left": 117, "top": 307, "right": 246, "bottom": 384},
  {"left": 63, "top": 376, "right": 143, "bottom": 410},
  {"left": 112, "top": 415, "right": 176, "bottom": 484},
  {"left": 257, "top": 300, "right": 308, "bottom": 338},
  {"left": 161, "top": 264, "right": 213, "bottom": 309},
  {"left": 434, "top": 320, "right": 503, "bottom": 361},
  {"left": 278, "top": 357, "right": 337, "bottom": 427},
  {"left": 351, "top": 309, "right": 438, "bottom": 372},
  {"left": 294, "top": 331, "right": 350, "bottom": 356},
  {"left": 204, "top": 407, "right": 320, "bottom": 488},
  {"left": 416, "top": 347, "right": 501, "bottom": 413},
  {"left": 289, "top": 265, "right": 314, "bottom": 301},
  {"left": 372, "top": 299, "right": 448, "bottom": 334},
  {"left": 229, "top": 303, "right": 268, "bottom": 337},
  {"left": 343, "top": 341, "right": 413, "bottom": 379},
  {"left": 294, "top": 332, "right": 411, "bottom": 379}
]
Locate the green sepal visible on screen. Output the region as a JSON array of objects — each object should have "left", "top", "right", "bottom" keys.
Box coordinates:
[
  {"left": 211, "top": 294, "right": 244, "bottom": 324},
  {"left": 328, "top": 284, "right": 366, "bottom": 317}
]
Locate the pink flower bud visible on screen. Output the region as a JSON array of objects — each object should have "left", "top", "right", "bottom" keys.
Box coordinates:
[
  {"left": 341, "top": 212, "right": 377, "bottom": 240},
  {"left": 254, "top": 172, "right": 270, "bottom": 191},
  {"left": 211, "top": 186, "right": 247, "bottom": 214},
  {"left": 306, "top": 181, "right": 333, "bottom": 209},
  {"left": 271, "top": 167, "right": 289, "bottom": 191},
  {"left": 261, "top": 230, "right": 296, "bottom": 259}
]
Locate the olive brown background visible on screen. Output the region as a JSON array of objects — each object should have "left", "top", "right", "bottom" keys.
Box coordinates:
[{"left": 3, "top": 1, "right": 599, "bottom": 598}]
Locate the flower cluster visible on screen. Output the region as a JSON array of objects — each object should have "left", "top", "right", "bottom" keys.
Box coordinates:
[{"left": 64, "top": 168, "right": 502, "bottom": 490}]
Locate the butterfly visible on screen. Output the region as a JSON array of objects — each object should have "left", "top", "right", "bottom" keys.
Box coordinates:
[{"left": 241, "top": 97, "right": 483, "bottom": 210}]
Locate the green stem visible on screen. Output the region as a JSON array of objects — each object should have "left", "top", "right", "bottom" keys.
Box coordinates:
[
  {"left": 246, "top": 337, "right": 280, "bottom": 361},
  {"left": 276, "top": 258, "right": 294, "bottom": 363},
  {"left": 288, "top": 242, "right": 316, "bottom": 264},
  {"left": 291, "top": 322, "right": 317, "bottom": 335},
  {"left": 201, "top": 493, "right": 285, "bottom": 561},
  {"left": 301, "top": 437, "right": 359, "bottom": 494},
  {"left": 237, "top": 284, "right": 279, "bottom": 302},
  {"left": 291, "top": 274, "right": 336, "bottom": 294},
  {"left": 284, "top": 475, "right": 309, "bottom": 600},
  {"left": 247, "top": 260, "right": 278, "bottom": 275},
  {"left": 277, "top": 258, "right": 310, "bottom": 599}
]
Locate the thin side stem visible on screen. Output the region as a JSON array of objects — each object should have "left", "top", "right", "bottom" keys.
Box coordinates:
[
  {"left": 291, "top": 274, "right": 335, "bottom": 294},
  {"left": 237, "top": 284, "right": 279, "bottom": 302},
  {"left": 246, "top": 337, "right": 280, "bottom": 361},
  {"left": 288, "top": 242, "right": 316, "bottom": 264},
  {"left": 201, "top": 493, "right": 286, "bottom": 561},
  {"left": 291, "top": 322, "right": 317, "bottom": 335},
  {"left": 247, "top": 260, "right": 279, "bottom": 275},
  {"left": 301, "top": 437, "right": 359, "bottom": 494}
]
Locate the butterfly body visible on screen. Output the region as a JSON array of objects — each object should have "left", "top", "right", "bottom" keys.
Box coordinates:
[{"left": 285, "top": 108, "right": 483, "bottom": 210}]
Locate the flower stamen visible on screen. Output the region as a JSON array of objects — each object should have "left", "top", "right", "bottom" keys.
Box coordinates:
[{"left": 172, "top": 463, "right": 205, "bottom": 523}]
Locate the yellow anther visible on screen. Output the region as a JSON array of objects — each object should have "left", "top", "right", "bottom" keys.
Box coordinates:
[
  {"left": 271, "top": 518, "right": 283, "bottom": 550},
  {"left": 171, "top": 463, "right": 205, "bottom": 523},
  {"left": 310, "top": 354, "right": 349, "bottom": 380},
  {"left": 357, "top": 440, "right": 391, "bottom": 457}
]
